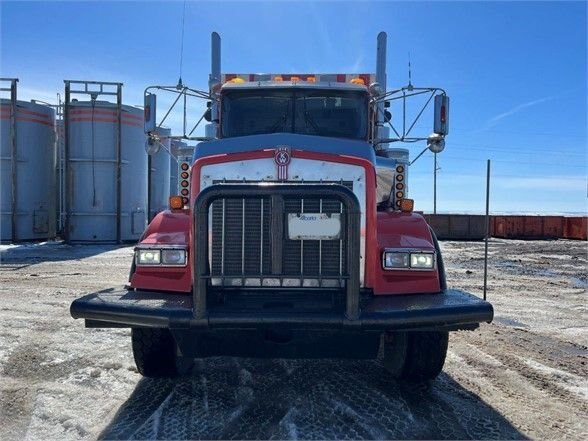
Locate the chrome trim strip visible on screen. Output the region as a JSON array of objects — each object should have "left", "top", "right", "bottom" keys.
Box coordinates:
[
  {"left": 241, "top": 198, "right": 245, "bottom": 275},
  {"left": 260, "top": 198, "right": 264, "bottom": 274},
  {"left": 221, "top": 198, "right": 225, "bottom": 276}
]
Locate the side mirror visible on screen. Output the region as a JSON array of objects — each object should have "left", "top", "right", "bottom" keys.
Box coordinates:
[
  {"left": 427, "top": 133, "right": 445, "bottom": 153},
  {"left": 145, "top": 135, "right": 161, "bottom": 155},
  {"left": 384, "top": 110, "right": 392, "bottom": 123},
  {"left": 144, "top": 93, "right": 157, "bottom": 133},
  {"left": 204, "top": 107, "right": 212, "bottom": 122},
  {"left": 434, "top": 94, "right": 449, "bottom": 135}
]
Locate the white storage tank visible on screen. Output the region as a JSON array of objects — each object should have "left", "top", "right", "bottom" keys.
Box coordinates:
[
  {"left": 149, "top": 127, "right": 171, "bottom": 220},
  {"left": 66, "top": 101, "right": 147, "bottom": 242},
  {"left": 0, "top": 99, "right": 56, "bottom": 242}
]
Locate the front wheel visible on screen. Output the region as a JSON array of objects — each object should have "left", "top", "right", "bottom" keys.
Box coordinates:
[
  {"left": 383, "top": 331, "right": 449, "bottom": 381},
  {"left": 131, "top": 328, "right": 193, "bottom": 378}
]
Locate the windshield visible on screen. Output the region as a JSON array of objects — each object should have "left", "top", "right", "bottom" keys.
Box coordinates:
[{"left": 221, "top": 88, "right": 368, "bottom": 140}]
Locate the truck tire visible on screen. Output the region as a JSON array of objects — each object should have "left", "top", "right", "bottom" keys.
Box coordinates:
[
  {"left": 131, "top": 328, "right": 193, "bottom": 378},
  {"left": 383, "top": 331, "right": 449, "bottom": 381}
]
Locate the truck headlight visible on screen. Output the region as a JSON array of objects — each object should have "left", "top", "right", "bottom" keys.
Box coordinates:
[
  {"left": 161, "top": 249, "right": 187, "bottom": 265},
  {"left": 135, "top": 247, "right": 187, "bottom": 267},
  {"left": 410, "top": 253, "right": 435, "bottom": 269},
  {"left": 383, "top": 251, "right": 409, "bottom": 269},
  {"left": 136, "top": 249, "right": 161, "bottom": 265},
  {"left": 382, "top": 250, "right": 435, "bottom": 270}
]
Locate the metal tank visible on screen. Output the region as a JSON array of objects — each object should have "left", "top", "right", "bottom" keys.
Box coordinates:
[
  {"left": 148, "top": 127, "right": 171, "bottom": 220},
  {"left": 169, "top": 139, "right": 193, "bottom": 196},
  {"left": 0, "top": 97, "right": 56, "bottom": 242},
  {"left": 65, "top": 100, "right": 147, "bottom": 242}
]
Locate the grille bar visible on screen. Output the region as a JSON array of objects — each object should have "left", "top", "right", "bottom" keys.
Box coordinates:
[
  {"left": 193, "top": 183, "right": 361, "bottom": 320},
  {"left": 210, "top": 181, "right": 353, "bottom": 285}
]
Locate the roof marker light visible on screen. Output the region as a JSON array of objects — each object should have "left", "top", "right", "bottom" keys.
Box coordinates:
[{"left": 350, "top": 78, "right": 365, "bottom": 85}]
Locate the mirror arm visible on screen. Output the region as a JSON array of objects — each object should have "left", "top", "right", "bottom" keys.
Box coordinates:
[{"left": 409, "top": 147, "right": 429, "bottom": 166}]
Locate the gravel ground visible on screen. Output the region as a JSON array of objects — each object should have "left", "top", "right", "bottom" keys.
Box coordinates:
[{"left": 0, "top": 239, "right": 586, "bottom": 440}]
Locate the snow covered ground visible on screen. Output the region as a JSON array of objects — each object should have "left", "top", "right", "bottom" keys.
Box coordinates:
[{"left": 0, "top": 239, "right": 586, "bottom": 440}]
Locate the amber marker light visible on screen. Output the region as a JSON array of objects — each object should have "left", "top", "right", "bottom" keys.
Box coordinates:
[
  {"left": 169, "top": 196, "right": 183, "bottom": 210},
  {"left": 396, "top": 183, "right": 404, "bottom": 190},
  {"left": 396, "top": 174, "right": 404, "bottom": 182},
  {"left": 350, "top": 78, "right": 365, "bottom": 85},
  {"left": 400, "top": 198, "right": 414, "bottom": 212},
  {"left": 396, "top": 165, "right": 404, "bottom": 173},
  {"left": 396, "top": 191, "right": 404, "bottom": 199},
  {"left": 181, "top": 172, "right": 189, "bottom": 179},
  {"left": 180, "top": 163, "right": 189, "bottom": 171}
]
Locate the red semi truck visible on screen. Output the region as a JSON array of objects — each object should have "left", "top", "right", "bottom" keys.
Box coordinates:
[{"left": 71, "top": 32, "right": 493, "bottom": 380}]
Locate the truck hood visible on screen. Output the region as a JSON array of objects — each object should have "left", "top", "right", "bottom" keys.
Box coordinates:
[{"left": 194, "top": 133, "right": 376, "bottom": 163}]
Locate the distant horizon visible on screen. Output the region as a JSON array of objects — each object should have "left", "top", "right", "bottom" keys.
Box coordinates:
[{"left": 421, "top": 210, "right": 587, "bottom": 216}]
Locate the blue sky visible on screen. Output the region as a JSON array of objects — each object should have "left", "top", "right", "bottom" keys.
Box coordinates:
[{"left": 1, "top": 0, "right": 586, "bottom": 214}]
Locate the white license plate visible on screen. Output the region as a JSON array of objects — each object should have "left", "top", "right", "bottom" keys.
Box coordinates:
[{"left": 287, "top": 213, "right": 341, "bottom": 240}]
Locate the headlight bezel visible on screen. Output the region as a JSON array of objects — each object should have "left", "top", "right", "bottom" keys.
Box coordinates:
[
  {"left": 382, "top": 249, "right": 436, "bottom": 271},
  {"left": 135, "top": 245, "right": 188, "bottom": 267}
]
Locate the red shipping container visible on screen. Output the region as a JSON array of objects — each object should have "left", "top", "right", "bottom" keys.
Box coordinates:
[{"left": 563, "top": 217, "right": 588, "bottom": 240}]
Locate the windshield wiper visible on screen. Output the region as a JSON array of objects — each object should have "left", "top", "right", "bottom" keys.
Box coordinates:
[
  {"left": 301, "top": 97, "right": 321, "bottom": 134},
  {"left": 268, "top": 105, "right": 291, "bottom": 133}
]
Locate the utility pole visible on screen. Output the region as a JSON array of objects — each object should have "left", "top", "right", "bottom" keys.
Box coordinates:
[
  {"left": 483, "top": 159, "right": 491, "bottom": 301},
  {"left": 432, "top": 153, "right": 442, "bottom": 214},
  {"left": 433, "top": 153, "right": 438, "bottom": 214}
]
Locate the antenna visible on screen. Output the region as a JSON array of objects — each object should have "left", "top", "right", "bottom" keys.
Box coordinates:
[
  {"left": 177, "top": 0, "right": 187, "bottom": 89},
  {"left": 407, "top": 52, "right": 413, "bottom": 91}
]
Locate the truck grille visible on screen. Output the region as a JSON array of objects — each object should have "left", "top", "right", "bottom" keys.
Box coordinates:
[{"left": 210, "top": 181, "right": 352, "bottom": 287}]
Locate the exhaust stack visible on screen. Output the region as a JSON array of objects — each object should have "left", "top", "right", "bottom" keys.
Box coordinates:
[
  {"left": 209, "top": 32, "right": 221, "bottom": 132},
  {"left": 376, "top": 31, "right": 388, "bottom": 146}
]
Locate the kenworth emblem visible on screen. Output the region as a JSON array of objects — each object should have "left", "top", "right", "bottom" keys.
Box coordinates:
[{"left": 274, "top": 146, "right": 291, "bottom": 180}]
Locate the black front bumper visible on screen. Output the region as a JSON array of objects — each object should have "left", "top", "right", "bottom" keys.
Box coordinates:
[{"left": 70, "top": 287, "right": 493, "bottom": 331}]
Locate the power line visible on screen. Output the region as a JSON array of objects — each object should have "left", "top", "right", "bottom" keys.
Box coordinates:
[
  {"left": 414, "top": 154, "right": 587, "bottom": 168},
  {"left": 447, "top": 142, "right": 586, "bottom": 156}
]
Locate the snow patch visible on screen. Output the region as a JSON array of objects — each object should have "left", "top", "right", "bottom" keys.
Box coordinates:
[{"left": 522, "top": 358, "right": 588, "bottom": 401}]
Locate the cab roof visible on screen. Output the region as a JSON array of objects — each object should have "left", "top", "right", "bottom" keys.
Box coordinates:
[{"left": 220, "top": 81, "right": 369, "bottom": 92}]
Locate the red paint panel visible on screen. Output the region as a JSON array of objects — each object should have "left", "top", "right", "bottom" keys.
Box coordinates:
[
  {"left": 523, "top": 217, "right": 543, "bottom": 238},
  {"left": 0, "top": 107, "right": 53, "bottom": 121},
  {"left": 542, "top": 216, "right": 564, "bottom": 238},
  {"left": 130, "top": 210, "right": 192, "bottom": 293},
  {"left": 374, "top": 211, "right": 440, "bottom": 295},
  {"left": 70, "top": 108, "right": 143, "bottom": 121},
  {"left": 564, "top": 217, "right": 588, "bottom": 240},
  {"left": 0, "top": 115, "right": 54, "bottom": 127},
  {"left": 68, "top": 117, "right": 142, "bottom": 128}
]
